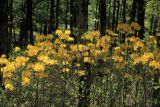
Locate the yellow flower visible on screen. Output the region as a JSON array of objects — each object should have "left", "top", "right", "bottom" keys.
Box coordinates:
[
  {"left": 63, "top": 68, "right": 70, "bottom": 72},
  {"left": 22, "top": 77, "right": 30, "bottom": 86},
  {"left": 124, "top": 72, "right": 131, "bottom": 79},
  {"left": 134, "top": 41, "right": 144, "bottom": 50},
  {"left": 78, "top": 70, "right": 86, "bottom": 76},
  {"left": 0, "top": 57, "right": 9, "bottom": 65},
  {"left": 55, "top": 29, "right": 63, "bottom": 35},
  {"left": 14, "top": 46, "right": 21, "bottom": 52},
  {"left": 15, "top": 56, "right": 29, "bottom": 67},
  {"left": 33, "top": 63, "right": 45, "bottom": 72},
  {"left": 27, "top": 45, "right": 40, "bottom": 57},
  {"left": 84, "top": 57, "right": 91, "bottom": 63},
  {"left": 5, "top": 83, "right": 14, "bottom": 91},
  {"left": 67, "top": 37, "right": 74, "bottom": 41},
  {"left": 112, "top": 55, "right": 123, "bottom": 62},
  {"left": 64, "top": 30, "right": 71, "bottom": 35}
]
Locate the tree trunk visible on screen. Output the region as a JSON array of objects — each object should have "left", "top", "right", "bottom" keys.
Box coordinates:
[
  {"left": 116, "top": 1, "right": 120, "bottom": 29},
  {"left": 65, "top": 0, "right": 69, "bottom": 29},
  {"left": 137, "top": 0, "right": 145, "bottom": 39},
  {"left": 112, "top": 0, "right": 116, "bottom": 31},
  {"left": 130, "top": 0, "right": 138, "bottom": 23},
  {"left": 94, "top": 0, "right": 99, "bottom": 30},
  {"left": 107, "top": 0, "right": 111, "bottom": 28},
  {"left": 75, "top": 0, "right": 90, "bottom": 106},
  {"left": 49, "top": 0, "right": 55, "bottom": 34},
  {"left": 100, "top": 0, "right": 106, "bottom": 35},
  {"left": 0, "top": 0, "right": 8, "bottom": 55},
  {"left": 122, "top": 0, "right": 126, "bottom": 23},
  {"left": 150, "top": 15, "right": 154, "bottom": 35},
  {"left": 55, "top": 0, "right": 60, "bottom": 29},
  {"left": 27, "top": 0, "right": 34, "bottom": 44},
  {"left": 70, "top": 0, "right": 74, "bottom": 32},
  {"left": 9, "top": 0, "right": 13, "bottom": 50},
  {"left": 0, "top": 0, "right": 8, "bottom": 89}
]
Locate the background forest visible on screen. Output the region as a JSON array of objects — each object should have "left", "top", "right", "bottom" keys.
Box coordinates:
[{"left": 0, "top": 0, "right": 160, "bottom": 107}]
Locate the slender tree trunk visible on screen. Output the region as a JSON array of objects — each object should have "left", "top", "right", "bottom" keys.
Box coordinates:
[
  {"left": 150, "top": 15, "right": 154, "bottom": 35},
  {"left": 70, "top": 0, "right": 74, "bottom": 32},
  {"left": 0, "top": 0, "right": 9, "bottom": 55},
  {"left": 28, "top": 0, "right": 34, "bottom": 44},
  {"left": 65, "top": 0, "right": 69, "bottom": 29},
  {"left": 122, "top": 0, "right": 126, "bottom": 23},
  {"left": 75, "top": 0, "right": 90, "bottom": 106},
  {"left": 95, "top": 0, "right": 99, "bottom": 30},
  {"left": 130, "top": 0, "right": 138, "bottom": 23},
  {"left": 112, "top": 0, "right": 116, "bottom": 31},
  {"left": 137, "top": 0, "right": 145, "bottom": 39},
  {"left": 153, "top": 19, "right": 157, "bottom": 36},
  {"left": 49, "top": 0, "right": 55, "bottom": 34},
  {"left": 44, "top": 21, "right": 48, "bottom": 35},
  {"left": 9, "top": 0, "right": 13, "bottom": 49},
  {"left": 0, "top": 0, "right": 8, "bottom": 89},
  {"left": 55, "top": 0, "right": 60, "bottom": 29},
  {"left": 107, "top": 0, "right": 111, "bottom": 28},
  {"left": 116, "top": 1, "right": 120, "bottom": 29},
  {"left": 100, "top": 0, "right": 106, "bottom": 35},
  {"left": 75, "top": 0, "right": 88, "bottom": 32}
]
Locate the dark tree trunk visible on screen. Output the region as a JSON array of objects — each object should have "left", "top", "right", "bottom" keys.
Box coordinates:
[
  {"left": 137, "top": 0, "right": 145, "bottom": 39},
  {"left": 75, "top": 0, "right": 88, "bottom": 32},
  {"left": 130, "top": 0, "right": 138, "bottom": 23},
  {"left": 65, "top": 0, "right": 69, "bottom": 29},
  {"left": 9, "top": 0, "right": 13, "bottom": 50},
  {"left": 0, "top": 0, "right": 8, "bottom": 55},
  {"left": 153, "top": 19, "right": 157, "bottom": 36},
  {"left": 107, "top": 0, "right": 111, "bottom": 28},
  {"left": 44, "top": 21, "right": 48, "bottom": 36},
  {"left": 19, "top": 0, "right": 25, "bottom": 47},
  {"left": 27, "top": 0, "right": 34, "bottom": 44},
  {"left": 94, "top": 0, "right": 99, "bottom": 30},
  {"left": 112, "top": 0, "right": 116, "bottom": 31},
  {"left": 116, "top": 1, "right": 120, "bottom": 28},
  {"left": 100, "top": 0, "right": 106, "bottom": 35},
  {"left": 122, "top": 0, "right": 126, "bottom": 23},
  {"left": 75, "top": 0, "right": 90, "bottom": 106},
  {"left": 55, "top": 0, "right": 60, "bottom": 29},
  {"left": 0, "top": 0, "right": 8, "bottom": 89},
  {"left": 150, "top": 15, "right": 154, "bottom": 35},
  {"left": 49, "top": 0, "right": 55, "bottom": 34},
  {"left": 70, "top": 0, "right": 74, "bottom": 32}
]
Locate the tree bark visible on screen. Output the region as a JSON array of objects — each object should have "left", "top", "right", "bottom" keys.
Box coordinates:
[
  {"left": 137, "top": 0, "right": 145, "bottom": 39},
  {"left": 130, "top": 0, "right": 138, "bottom": 23},
  {"left": 55, "top": 0, "right": 60, "bottom": 29},
  {"left": 49, "top": 0, "right": 55, "bottom": 34},
  {"left": 0, "top": 0, "right": 8, "bottom": 55},
  {"left": 122, "top": 0, "right": 126, "bottom": 23},
  {"left": 0, "top": 0, "right": 8, "bottom": 89},
  {"left": 100, "top": 0, "right": 106, "bottom": 35}
]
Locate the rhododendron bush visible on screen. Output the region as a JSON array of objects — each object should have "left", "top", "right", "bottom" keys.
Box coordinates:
[{"left": 0, "top": 27, "right": 160, "bottom": 106}]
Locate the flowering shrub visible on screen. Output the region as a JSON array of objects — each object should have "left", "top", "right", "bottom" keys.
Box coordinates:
[{"left": 0, "top": 26, "right": 160, "bottom": 106}]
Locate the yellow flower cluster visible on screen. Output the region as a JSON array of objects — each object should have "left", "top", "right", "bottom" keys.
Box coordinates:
[{"left": 1, "top": 29, "right": 160, "bottom": 91}]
